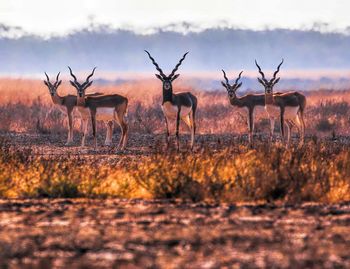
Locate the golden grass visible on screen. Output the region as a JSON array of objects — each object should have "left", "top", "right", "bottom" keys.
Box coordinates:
[
  {"left": 0, "top": 138, "right": 349, "bottom": 203},
  {"left": 0, "top": 78, "right": 350, "bottom": 203},
  {"left": 1, "top": 78, "right": 350, "bottom": 135}
]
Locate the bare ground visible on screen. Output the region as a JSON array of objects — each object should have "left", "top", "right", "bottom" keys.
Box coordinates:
[
  {"left": 1, "top": 132, "right": 350, "bottom": 268},
  {"left": 1, "top": 131, "right": 249, "bottom": 163},
  {"left": 3, "top": 131, "right": 350, "bottom": 158},
  {"left": 0, "top": 199, "right": 349, "bottom": 268}
]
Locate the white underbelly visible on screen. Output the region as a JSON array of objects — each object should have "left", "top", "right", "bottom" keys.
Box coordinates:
[
  {"left": 284, "top": 106, "right": 299, "bottom": 119},
  {"left": 76, "top": 107, "right": 90, "bottom": 119},
  {"left": 236, "top": 105, "right": 264, "bottom": 114},
  {"left": 265, "top": 105, "right": 280, "bottom": 118},
  {"left": 162, "top": 102, "right": 192, "bottom": 119},
  {"left": 76, "top": 107, "right": 115, "bottom": 121},
  {"left": 95, "top": 107, "right": 115, "bottom": 121},
  {"left": 265, "top": 105, "right": 299, "bottom": 119}
]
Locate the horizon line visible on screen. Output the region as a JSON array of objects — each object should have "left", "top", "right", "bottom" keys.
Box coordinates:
[
  {"left": 1, "top": 20, "right": 350, "bottom": 39},
  {"left": 1, "top": 69, "right": 350, "bottom": 80}
]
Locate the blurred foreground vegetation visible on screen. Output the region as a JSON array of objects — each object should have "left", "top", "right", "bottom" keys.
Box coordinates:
[{"left": 0, "top": 138, "right": 349, "bottom": 204}]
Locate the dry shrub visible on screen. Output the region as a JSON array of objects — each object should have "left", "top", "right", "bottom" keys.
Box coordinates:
[
  {"left": 130, "top": 143, "right": 350, "bottom": 203},
  {"left": 306, "top": 98, "right": 350, "bottom": 135},
  {"left": 131, "top": 153, "right": 204, "bottom": 201},
  {"left": 1, "top": 137, "right": 349, "bottom": 203},
  {"left": 316, "top": 118, "right": 335, "bottom": 132},
  {"left": 0, "top": 79, "right": 350, "bottom": 203}
]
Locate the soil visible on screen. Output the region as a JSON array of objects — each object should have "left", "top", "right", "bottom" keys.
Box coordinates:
[
  {"left": 0, "top": 199, "right": 349, "bottom": 268},
  {"left": 0, "top": 132, "right": 349, "bottom": 268},
  {"left": 1, "top": 131, "right": 247, "bottom": 161}
]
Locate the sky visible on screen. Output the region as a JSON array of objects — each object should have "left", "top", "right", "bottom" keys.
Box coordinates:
[{"left": 0, "top": 0, "right": 348, "bottom": 36}]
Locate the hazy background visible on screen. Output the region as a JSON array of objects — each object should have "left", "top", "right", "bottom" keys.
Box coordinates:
[{"left": 0, "top": 0, "right": 349, "bottom": 90}]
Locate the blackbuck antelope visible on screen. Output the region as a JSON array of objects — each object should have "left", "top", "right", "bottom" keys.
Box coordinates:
[
  {"left": 44, "top": 72, "right": 103, "bottom": 146},
  {"left": 221, "top": 69, "right": 265, "bottom": 145},
  {"left": 255, "top": 59, "right": 306, "bottom": 144},
  {"left": 68, "top": 67, "right": 128, "bottom": 150},
  {"left": 145, "top": 50, "right": 197, "bottom": 150}
]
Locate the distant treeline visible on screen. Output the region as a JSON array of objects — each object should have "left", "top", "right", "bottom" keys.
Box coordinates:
[{"left": 0, "top": 24, "right": 350, "bottom": 74}]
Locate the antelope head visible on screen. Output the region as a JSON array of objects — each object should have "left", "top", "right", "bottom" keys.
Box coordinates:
[
  {"left": 255, "top": 59, "right": 284, "bottom": 94},
  {"left": 144, "top": 50, "right": 188, "bottom": 93},
  {"left": 221, "top": 70, "right": 243, "bottom": 100},
  {"left": 68, "top": 66, "right": 96, "bottom": 99},
  {"left": 43, "top": 72, "right": 62, "bottom": 96}
]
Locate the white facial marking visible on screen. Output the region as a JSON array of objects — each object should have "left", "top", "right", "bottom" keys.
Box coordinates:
[
  {"left": 228, "top": 91, "right": 235, "bottom": 99},
  {"left": 164, "top": 82, "right": 171, "bottom": 90}
]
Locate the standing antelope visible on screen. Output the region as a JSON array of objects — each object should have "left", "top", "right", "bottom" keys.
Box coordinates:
[
  {"left": 44, "top": 72, "right": 103, "bottom": 146},
  {"left": 68, "top": 67, "right": 128, "bottom": 150},
  {"left": 255, "top": 59, "right": 306, "bottom": 144},
  {"left": 221, "top": 69, "right": 266, "bottom": 145},
  {"left": 145, "top": 50, "right": 197, "bottom": 151}
]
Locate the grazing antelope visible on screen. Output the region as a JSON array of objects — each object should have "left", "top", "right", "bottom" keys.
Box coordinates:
[
  {"left": 255, "top": 59, "right": 306, "bottom": 144},
  {"left": 68, "top": 67, "right": 128, "bottom": 150},
  {"left": 145, "top": 50, "right": 197, "bottom": 150},
  {"left": 221, "top": 69, "right": 266, "bottom": 145},
  {"left": 44, "top": 72, "right": 103, "bottom": 146}
]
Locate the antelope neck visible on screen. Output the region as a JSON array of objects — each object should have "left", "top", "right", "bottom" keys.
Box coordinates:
[
  {"left": 265, "top": 93, "right": 274, "bottom": 105},
  {"left": 230, "top": 97, "right": 246, "bottom": 107},
  {"left": 52, "top": 94, "right": 64, "bottom": 105}
]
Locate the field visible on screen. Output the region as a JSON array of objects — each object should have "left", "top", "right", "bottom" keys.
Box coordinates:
[
  {"left": 0, "top": 78, "right": 350, "bottom": 267},
  {"left": 1, "top": 199, "right": 349, "bottom": 268}
]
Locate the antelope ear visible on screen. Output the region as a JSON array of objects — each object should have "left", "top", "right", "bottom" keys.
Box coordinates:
[
  {"left": 221, "top": 81, "right": 227, "bottom": 88},
  {"left": 84, "top": 81, "right": 93, "bottom": 89},
  {"left": 56, "top": 80, "right": 62, "bottom": 87},
  {"left": 171, "top": 74, "right": 180, "bottom": 81},
  {"left": 257, "top": 78, "right": 265, "bottom": 85},
  {"left": 273, "top": 77, "right": 280, "bottom": 85},
  {"left": 236, "top": 82, "right": 242, "bottom": 90},
  {"left": 155, "top": 74, "right": 163, "bottom": 81},
  {"left": 43, "top": 80, "right": 49, "bottom": 86}
]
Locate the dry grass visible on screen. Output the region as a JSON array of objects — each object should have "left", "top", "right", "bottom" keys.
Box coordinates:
[
  {"left": 0, "top": 78, "right": 350, "bottom": 203},
  {"left": 0, "top": 136, "right": 349, "bottom": 203},
  {"left": 1, "top": 78, "right": 350, "bottom": 267},
  {"left": 1, "top": 78, "right": 350, "bottom": 136}
]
